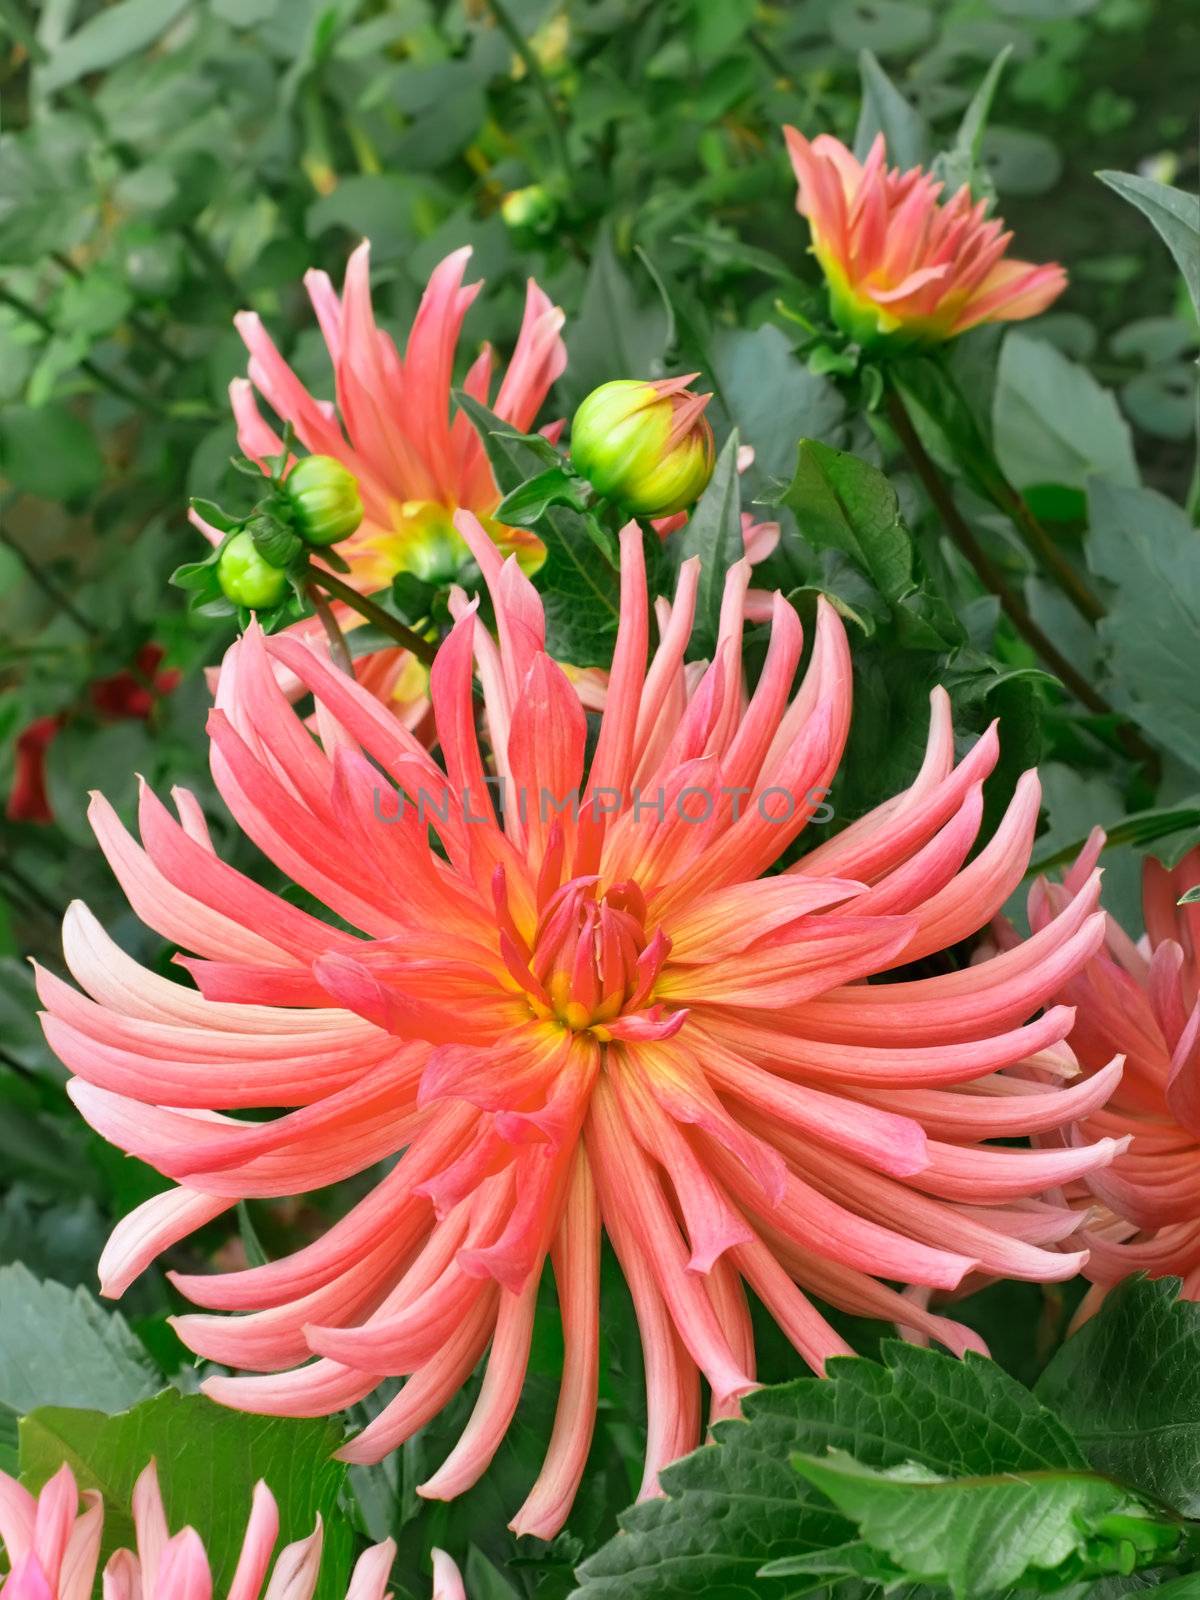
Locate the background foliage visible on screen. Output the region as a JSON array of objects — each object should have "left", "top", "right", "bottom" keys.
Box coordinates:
[{"left": 1, "top": 1, "right": 1198, "bottom": 1596}]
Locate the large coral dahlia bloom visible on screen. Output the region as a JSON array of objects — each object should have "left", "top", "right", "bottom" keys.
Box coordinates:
[
  {"left": 41, "top": 514, "right": 1123, "bottom": 1536},
  {"left": 1030, "top": 834, "right": 1200, "bottom": 1312},
  {"left": 785, "top": 128, "right": 1067, "bottom": 346}
]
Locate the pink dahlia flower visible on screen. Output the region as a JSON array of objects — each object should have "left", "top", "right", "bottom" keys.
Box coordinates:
[
  {"left": 0, "top": 1460, "right": 393, "bottom": 1600},
  {"left": 1029, "top": 833, "right": 1200, "bottom": 1314},
  {"left": 227, "top": 242, "right": 566, "bottom": 593},
  {"left": 41, "top": 515, "right": 1122, "bottom": 1535},
  {"left": 785, "top": 129, "right": 1067, "bottom": 346}
]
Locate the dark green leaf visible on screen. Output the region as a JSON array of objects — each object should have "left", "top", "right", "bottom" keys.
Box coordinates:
[
  {"left": 1097, "top": 171, "right": 1200, "bottom": 317},
  {"left": 1037, "top": 1277, "right": 1200, "bottom": 1518},
  {"left": 0, "top": 1265, "right": 163, "bottom": 1443},
  {"left": 0, "top": 404, "right": 104, "bottom": 501},
  {"left": 670, "top": 430, "right": 741, "bottom": 654},
  {"left": 854, "top": 50, "right": 929, "bottom": 170},
  {"left": 788, "top": 1449, "right": 1181, "bottom": 1597},
  {"left": 495, "top": 465, "right": 590, "bottom": 528},
  {"left": 37, "top": 0, "right": 193, "bottom": 92},
  {"left": 777, "top": 439, "right": 960, "bottom": 650},
  {"left": 574, "top": 1343, "right": 1087, "bottom": 1600},
  {"left": 1087, "top": 479, "right": 1200, "bottom": 775},
  {"left": 993, "top": 331, "right": 1139, "bottom": 492}
]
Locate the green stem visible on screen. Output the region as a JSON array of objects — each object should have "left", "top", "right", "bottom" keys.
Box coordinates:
[
  {"left": 885, "top": 386, "right": 1159, "bottom": 776},
  {"left": 52, "top": 250, "right": 188, "bottom": 372},
  {"left": 992, "top": 475, "right": 1106, "bottom": 625},
  {"left": 0, "top": 284, "right": 168, "bottom": 416},
  {"left": 936, "top": 361, "right": 1107, "bottom": 627},
  {"left": 306, "top": 566, "right": 438, "bottom": 667},
  {"left": 482, "top": 0, "right": 574, "bottom": 185},
  {"left": 0, "top": 512, "right": 98, "bottom": 635},
  {"left": 308, "top": 583, "right": 356, "bottom": 677}
]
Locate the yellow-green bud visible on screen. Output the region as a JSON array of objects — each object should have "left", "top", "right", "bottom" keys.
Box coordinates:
[
  {"left": 570, "top": 376, "right": 715, "bottom": 517},
  {"left": 217, "top": 530, "right": 290, "bottom": 610},
  {"left": 284, "top": 455, "right": 364, "bottom": 547},
  {"left": 500, "top": 184, "right": 557, "bottom": 232}
]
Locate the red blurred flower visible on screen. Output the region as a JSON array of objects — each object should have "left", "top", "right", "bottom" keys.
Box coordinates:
[{"left": 6, "top": 646, "right": 179, "bottom": 826}]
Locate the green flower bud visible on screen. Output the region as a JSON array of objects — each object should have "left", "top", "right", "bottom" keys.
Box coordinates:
[
  {"left": 217, "top": 530, "right": 290, "bottom": 610},
  {"left": 283, "top": 455, "right": 364, "bottom": 547},
  {"left": 500, "top": 184, "right": 557, "bottom": 232},
  {"left": 570, "top": 376, "right": 715, "bottom": 517}
]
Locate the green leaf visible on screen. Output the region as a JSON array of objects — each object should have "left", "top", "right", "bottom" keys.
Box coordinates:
[
  {"left": 494, "top": 465, "right": 589, "bottom": 528},
  {"left": 453, "top": 391, "right": 543, "bottom": 498},
  {"left": 707, "top": 324, "right": 846, "bottom": 488},
  {"left": 993, "top": 331, "right": 1139, "bottom": 493},
  {"left": 932, "top": 46, "right": 1012, "bottom": 196},
  {"left": 562, "top": 232, "right": 670, "bottom": 407},
  {"left": 0, "top": 403, "right": 104, "bottom": 501},
  {"left": 36, "top": 0, "right": 193, "bottom": 93},
  {"left": 788, "top": 1450, "right": 1181, "bottom": 1597},
  {"left": 1097, "top": 171, "right": 1200, "bottom": 318},
  {"left": 574, "top": 1342, "right": 1088, "bottom": 1600},
  {"left": 533, "top": 505, "right": 623, "bottom": 668},
  {"left": 1037, "top": 1277, "right": 1200, "bottom": 1518},
  {"left": 777, "top": 439, "right": 960, "bottom": 650},
  {"left": 20, "top": 1392, "right": 351, "bottom": 1600},
  {"left": 833, "top": 1, "right": 934, "bottom": 60},
  {"left": 670, "top": 430, "right": 741, "bottom": 654},
  {"left": 854, "top": 49, "right": 929, "bottom": 170},
  {"left": 1086, "top": 478, "right": 1200, "bottom": 776},
  {"left": 0, "top": 1264, "right": 163, "bottom": 1441}
]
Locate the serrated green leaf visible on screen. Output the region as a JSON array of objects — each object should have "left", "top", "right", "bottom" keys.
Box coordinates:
[
  {"left": 1097, "top": 171, "right": 1200, "bottom": 318},
  {"left": 495, "top": 465, "right": 589, "bottom": 528},
  {"left": 533, "top": 505, "right": 622, "bottom": 668},
  {"left": 789, "top": 1449, "right": 1180, "bottom": 1598},
  {"left": 778, "top": 439, "right": 960, "bottom": 650},
  {"left": 20, "top": 1392, "right": 350, "bottom": 1600},
  {"left": 573, "top": 1343, "right": 1088, "bottom": 1600},
  {"left": 0, "top": 1264, "right": 163, "bottom": 1437},
  {"left": 453, "top": 391, "right": 544, "bottom": 498},
  {"left": 1037, "top": 1277, "right": 1200, "bottom": 1518}
]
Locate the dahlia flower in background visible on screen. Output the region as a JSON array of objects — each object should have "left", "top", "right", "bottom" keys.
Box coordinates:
[
  {"left": 227, "top": 242, "right": 566, "bottom": 592},
  {"left": 40, "top": 514, "right": 1126, "bottom": 1536},
  {"left": 1027, "top": 833, "right": 1200, "bottom": 1316},
  {"left": 785, "top": 129, "right": 1067, "bottom": 347},
  {"left": 0, "top": 1460, "right": 395, "bottom": 1600}
]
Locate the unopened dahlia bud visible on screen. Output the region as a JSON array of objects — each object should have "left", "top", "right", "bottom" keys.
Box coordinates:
[
  {"left": 570, "top": 375, "right": 715, "bottom": 517},
  {"left": 500, "top": 184, "right": 557, "bottom": 232},
  {"left": 217, "top": 530, "right": 289, "bottom": 609},
  {"left": 283, "top": 454, "right": 364, "bottom": 546}
]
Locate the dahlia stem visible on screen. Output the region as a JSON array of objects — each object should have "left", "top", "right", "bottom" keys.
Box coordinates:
[
  {"left": 305, "top": 567, "right": 438, "bottom": 667},
  {"left": 0, "top": 515, "right": 99, "bottom": 636},
  {"left": 483, "top": 0, "right": 574, "bottom": 185},
  {"left": 991, "top": 473, "right": 1105, "bottom": 625},
  {"left": 884, "top": 386, "right": 1158, "bottom": 774},
  {"left": 0, "top": 284, "right": 168, "bottom": 418},
  {"left": 308, "top": 584, "right": 356, "bottom": 678}
]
